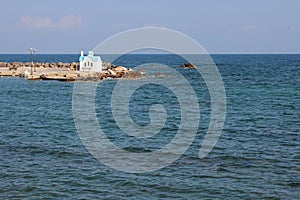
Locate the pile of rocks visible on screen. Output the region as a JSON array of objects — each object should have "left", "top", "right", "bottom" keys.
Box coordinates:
[{"left": 100, "top": 66, "right": 145, "bottom": 79}]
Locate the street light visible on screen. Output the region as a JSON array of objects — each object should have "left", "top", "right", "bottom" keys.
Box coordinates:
[
  {"left": 30, "top": 48, "right": 33, "bottom": 75},
  {"left": 33, "top": 48, "right": 37, "bottom": 72},
  {"left": 29, "top": 48, "right": 37, "bottom": 74}
]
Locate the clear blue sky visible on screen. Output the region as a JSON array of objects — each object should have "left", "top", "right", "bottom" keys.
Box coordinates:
[{"left": 1, "top": 0, "right": 299, "bottom": 53}]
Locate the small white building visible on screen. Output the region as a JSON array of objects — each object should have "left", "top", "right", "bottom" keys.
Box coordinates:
[{"left": 79, "top": 51, "right": 103, "bottom": 72}]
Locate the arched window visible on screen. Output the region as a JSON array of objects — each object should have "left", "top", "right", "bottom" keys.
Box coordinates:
[
  {"left": 91, "top": 62, "right": 93, "bottom": 67},
  {"left": 84, "top": 63, "right": 86, "bottom": 67}
]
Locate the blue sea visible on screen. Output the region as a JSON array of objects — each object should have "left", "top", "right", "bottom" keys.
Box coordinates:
[{"left": 0, "top": 54, "right": 299, "bottom": 199}]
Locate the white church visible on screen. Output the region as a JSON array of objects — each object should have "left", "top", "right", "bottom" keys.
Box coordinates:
[{"left": 79, "top": 51, "right": 103, "bottom": 72}]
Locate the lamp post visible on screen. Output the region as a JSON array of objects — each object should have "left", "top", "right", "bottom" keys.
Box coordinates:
[
  {"left": 30, "top": 48, "right": 33, "bottom": 75},
  {"left": 29, "top": 48, "right": 37, "bottom": 74},
  {"left": 33, "top": 48, "right": 37, "bottom": 72}
]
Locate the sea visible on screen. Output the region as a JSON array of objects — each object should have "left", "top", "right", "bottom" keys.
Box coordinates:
[{"left": 0, "top": 54, "right": 299, "bottom": 199}]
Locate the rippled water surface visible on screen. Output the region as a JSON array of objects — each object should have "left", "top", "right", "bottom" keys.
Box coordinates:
[{"left": 1, "top": 54, "right": 299, "bottom": 199}]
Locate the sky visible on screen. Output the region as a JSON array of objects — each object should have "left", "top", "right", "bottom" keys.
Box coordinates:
[{"left": 0, "top": 0, "right": 300, "bottom": 54}]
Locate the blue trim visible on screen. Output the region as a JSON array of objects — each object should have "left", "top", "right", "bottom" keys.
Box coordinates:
[
  {"left": 79, "top": 51, "right": 102, "bottom": 62},
  {"left": 79, "top": 56, "right": 86, "bottom": 62}
]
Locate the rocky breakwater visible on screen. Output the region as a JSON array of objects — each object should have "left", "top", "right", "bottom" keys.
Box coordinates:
[
  {"left": 0, "top": 61, "right": 145, "bottom": 81},
  {"left": 0, "top": 61, "right": 79, "bottom": 71}
]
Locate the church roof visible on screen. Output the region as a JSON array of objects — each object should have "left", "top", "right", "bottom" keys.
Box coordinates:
[{"left": 79, "top": 51, "right": 101, "bottom": 62}]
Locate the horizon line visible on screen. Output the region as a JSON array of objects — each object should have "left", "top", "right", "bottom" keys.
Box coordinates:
[{"left": 0, "top": 52, "right": 300, "bottom": 55}]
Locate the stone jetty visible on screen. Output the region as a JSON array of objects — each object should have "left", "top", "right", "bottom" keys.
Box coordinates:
[{"left": 0, "top": 61, "right": 145, "bottom": 81}]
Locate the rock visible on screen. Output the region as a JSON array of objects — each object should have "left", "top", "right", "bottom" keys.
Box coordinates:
[
  {"left": 115, "top": 71, "right": 125, "bottom": 78},
  {"left": 155, "top": 73, "right": 164, "bottom": 77},
  {"left": 70, "top": 62, "right": 78, "bottom": 70},
  {"left": 49, "top": 63, "right": 57, "bottom": 68},
  {"left": 25, "top": 62, "right": 31, "bottom": 67},
  {"left": 101, "top": 71, "right": 111, "bottom": 78},
  {"left": 108, "top": 69, "right": 117, "bottom": 76},
  {"left": 8, "top": 63, "right": 18, "bottom": 70},
  {"left": 123, "top": 71, "right": 145, "bottom": 79},
  {"left": 102, "top": 62, "right": 114, "bottom": 70},
  {"left": 69, "top": 65, "right": 75, "bottom": 71},
  {"left": 65, "top": 73, "right": 77, "bottom": 80},
  {"left": 64, "top": 63, "right": 70, "bottom": 68},
  {"left": 179, "top": 63, "right": 197, "bottom": 69},
  {"left": 113, "top": 66, "right": 128, "bottom": 72},
  {"left": 57, "top": 62, "right": 63, "bottom": 68}
]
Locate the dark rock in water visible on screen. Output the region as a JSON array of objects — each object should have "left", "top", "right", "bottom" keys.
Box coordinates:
[
  {"left": 155, "top": 73, "right": 164, "bottom": 77},
  {"left": 179, "top": 63, "right": 197, "bottom": 69},
  {"left": 123, "top": 71, "right": 146, "bottom": 79}
]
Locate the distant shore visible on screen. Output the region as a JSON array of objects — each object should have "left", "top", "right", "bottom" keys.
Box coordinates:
[{"left": 0, "top": 61, "right": 145, "bottom": 81}]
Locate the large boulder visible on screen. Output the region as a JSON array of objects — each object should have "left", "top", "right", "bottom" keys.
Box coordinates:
[
  {"left": 57, "top": 62, "right": 63, "bottom": 68},
  {"left": 108, "top": 69, "right": 117, "bottom": 76},
  {"left": 49, "top": 63, "right": 57, "bottom": 68},
  {"left": 70, "top": 62, "right": 78, "bottom": 71},
  {"left": 101, "top": 70, "right": 111, "bottom": 78}
]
